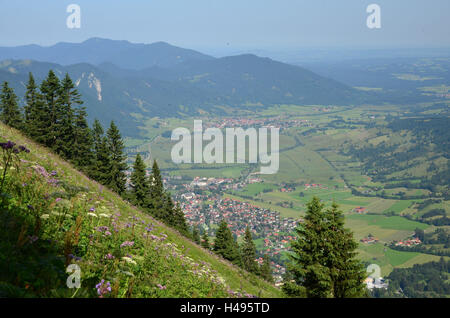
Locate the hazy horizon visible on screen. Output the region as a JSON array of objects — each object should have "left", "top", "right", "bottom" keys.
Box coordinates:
[{"left": 1, "top": 0, "right": 449, "bottom": 51}]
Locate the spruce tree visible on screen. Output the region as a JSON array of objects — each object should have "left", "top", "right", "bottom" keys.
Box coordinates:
[
  {"left": 325, "top": 202, "right": 366, "bottom": 298},
  {"left": 283, "top": 197, "right": 332, "bottom": 298},
  {"left": 283, "top": 197, "right": 366, "bottom": 298},
  {"left": 241, "top": 226, "right": 259, "bottom": 274},
  {"left": 214, "top": 220, "right": 241, "bottom": 265},
  {"left": 148, "top": 160, "right": 164, "bottom": 213},
  {"left": 201, "top": 231, "right": 210, "bottom": 250},
  {"left": 173, "top": 203, "right": 189, "bottom": 234},
  {"left": 90, "top": 119, "right": 111, "bottom": 184},
  {"left": 192, "top": 227, "right": 201, "bottom": 244},
  {"left": 260, "top": 254, "right": 274, "bottom": 283},
  {"left": 0, "top": 82, "right": 22, "bottom": 129},
  {"left": 105, "top": 121, "right": 127, "bottom": 195},
  {"left": 40, "top": 70, "right": 61, "bottom": 148},
  {"left": 55, "top": 73, "right": 81, "bottom": 158},
  {"left": 130, "top": 154, "right": 150, "bottom": 208},
  {"left": 161, "top": 192, "right": 176, "bottom": 225},
  {"left": 72, "top": 106, "right": 93, "bottom": 168},
  {"left": 23, "top": 73, "right": 39, "bottom": 136}
]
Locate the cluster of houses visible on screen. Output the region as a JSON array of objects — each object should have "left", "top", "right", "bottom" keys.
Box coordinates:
[
  {"left": 304, "top": 183, "right": 328, "bottom": 190},
  {"left": 190, "top": 177, "right": 235, "bottom": 189},
  {"left": 353, "top": 206, "right": 367, "bottom": 214},
  {"left": 202, "top": 116, "right": 312, "bottom": 131},
  {"left": 394, "top": 237, "right": 422, "bottom": 247},
  {"left": 176, "top": 191, "right": 299, "bottom": 274},
  {"left": 360, "top": 236, "right": 379, "bottom": 244}
]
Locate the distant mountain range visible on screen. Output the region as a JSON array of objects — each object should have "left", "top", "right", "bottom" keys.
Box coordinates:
[
  {"left": 0, "top": 38, "right": 214, "bottom": 69},
  {"left": 0, "top": 38, "right": 368, "bottom": 137}
]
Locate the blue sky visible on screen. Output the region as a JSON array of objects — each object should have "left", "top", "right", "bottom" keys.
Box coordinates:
[{"left": 0, "top": 0, "right": 449, "bottom": 50}]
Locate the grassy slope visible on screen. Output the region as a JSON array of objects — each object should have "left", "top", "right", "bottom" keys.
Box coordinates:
[{"left": 0, "top": 123, "right": 282, "bottom": 298}]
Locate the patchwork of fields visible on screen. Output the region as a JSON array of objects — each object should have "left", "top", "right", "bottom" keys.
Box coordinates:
[{"left": 126, "top": 102, "right": 450, "bottom": 276}]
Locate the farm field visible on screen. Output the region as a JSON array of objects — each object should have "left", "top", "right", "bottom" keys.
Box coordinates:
[{"left": 128, "top": 101, "right": 449, "bottom": 276}]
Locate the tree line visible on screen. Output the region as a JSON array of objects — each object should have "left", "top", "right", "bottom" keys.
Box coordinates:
[
  {"left": 0, "top": 71, "right": 189, "bottom": 234},
  {"left": 194, "top": 221, "right": 274, "bottom": 283}
]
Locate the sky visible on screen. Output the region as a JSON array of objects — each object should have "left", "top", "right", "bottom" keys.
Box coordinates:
[{"left": 0, "top": 0, "right": 449, "bottom": 52}]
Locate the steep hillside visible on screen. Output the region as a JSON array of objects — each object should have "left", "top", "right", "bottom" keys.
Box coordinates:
[{"left": 0, "top": 122, "right": 282, "bottom": 298}]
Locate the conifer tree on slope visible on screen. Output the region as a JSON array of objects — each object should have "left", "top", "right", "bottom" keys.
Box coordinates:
[
  {"left": 192, "top": 227, "right": 201, "bottom": 244},
  {"left": 91, "top": 119, "right": 111, "bottom": 184},
  {"left": 105, "top": 121, "right": 127, "bottom": 195},
  {"left": 160, "top": 192, "right": 176, "bottom": 224},
  {"left": 148, "top": 160, "right": 164, "bottom": 213},
  {"left": 241, "top": 226, "right": 259, "bottom": 274},
  {"left": 55, "top": 73, "right": 81, "bottom": 159},
  {"left": 260, "top": 254, "right": 274, "bottom": 283},
  {"left": 325, "top": 202, "right": 366, "bottom": 298},
  {"left": 130, "top": 154, "right": 150, "bottom": 208},
  {"left": 72, "top": 106, "right": 93, "bottom": 169},
  {"left": 173, "top": 203, "right": 189, "bottom": 234},
  {"left": 0, "top": 82, "right": 22, "bottom": 129},
  {"left": 24, "top": 74, "right": 48, "bottom": 144},
  {"left": 23, "top": 73, "right": 39, "bottom": 136},
  {"left": 214, "top": 219, "right": 241, "bottom": 266},
  {"left": 283, "top": 197, "right": 332, "bottom": 297},
  {"left": 201, "top": 231, "right": 210, "bottom": 250},
  {"left": 40, "top": 70, "right": 61, "bottom": 148},
  {"left": 283, "top": 197, "right": 366, "bottom": 298}
]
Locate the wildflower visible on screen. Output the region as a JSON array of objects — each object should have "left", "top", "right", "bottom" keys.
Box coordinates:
[
  {"left": 95, "top": 280, "right": 111, "bottom": 298},
  {"left": 157, "top": 284, "right": 167, "bottom": 290},
  {"left": 121, "top": 257, "right": 137, "bottom": 265},
  {"left": 50, "top": 170, "right": 57, "bottom": 176},
  {"left": 104, "top": 253, "right": 115, "bottom": 260},
  {"left": 120, "top": 241, "right": 134, "bottom": 248},
  {"left": 55, "top": 198, "right": 62, "bottom": 203},
  {"left": 89, "top": 207, "right": 95, "bottom": 212},
  {"left": 28, "top": 235, "right": 38, "bottom": 244},
  {"left": 18, "top": 145, "right": 30, "bottom": 153},
  {"left": 22, "top": 183, "right": 27, "bottom": 187},
  {"left": 96, "top": 226, "right": 109, "bottom": 232},
  {"left": 40, "top": 214, "right": 50, "bottom": 219},
  {"left": 68, "top": 254, "right": 82, "bottom": 261},
  {"left": 99, "top": 213, "right": 111, "bottom": 218},
  {"left": 48, "top": 178, "right": 58, "bottom": 186},
  {"left": 104, "top": 231, "right": 112, "bottom": 236},
  {"left": 27, "top": 205, "right": 34, "bottom": 210},
  {"left": 87, "top": 213, "right": 98, "bottom": 217},
  {"left": 0, "top": 141, "right": 15, "bottom": 150}
]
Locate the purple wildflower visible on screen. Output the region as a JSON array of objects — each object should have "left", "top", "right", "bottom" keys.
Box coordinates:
[
  {"left": 18, "top": 145, "right": 30, "bottom": 153},
  {"left": 0, "top": 141, "right": 15, "bottom": 150},
  {"left": 95, "top": 280, "right": 111, "bottom": 298},
  {"left": 28, "top": 235, "right": 38, "bottom": 244},
  {"left": 120, "top": 241, "right": 134, "bottom": 248},
  {"left": 104, "top": 253, "right": 115, "bottom": 260},
  {"left": 157, "top": 284, "right": 167, "bottom": 290}
]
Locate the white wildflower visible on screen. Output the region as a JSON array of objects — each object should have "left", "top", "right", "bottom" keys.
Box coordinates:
[{"left": 121, "top": 257, "right": 137, "bottom": 265}]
